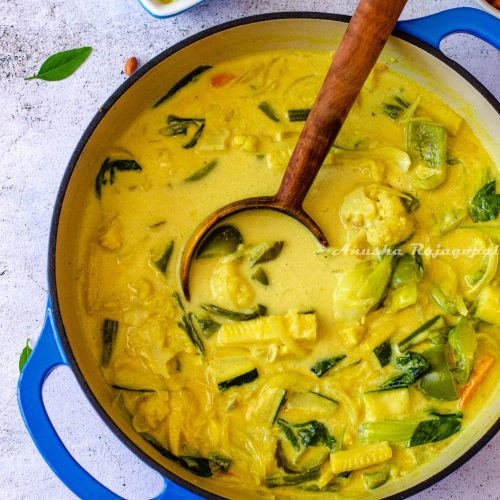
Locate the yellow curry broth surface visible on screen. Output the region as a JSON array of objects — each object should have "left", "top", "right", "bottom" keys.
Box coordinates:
[{"left": 76, "top": 50, "right": 499, "bottom": 496}]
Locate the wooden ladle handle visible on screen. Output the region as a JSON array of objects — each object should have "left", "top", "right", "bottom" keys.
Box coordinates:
[{"left": 275, "top": 0, "right": 408, "bottom": 209}]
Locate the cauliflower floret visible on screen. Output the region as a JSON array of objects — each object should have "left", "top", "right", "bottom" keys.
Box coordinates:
[{"left": 340, "top": 184, "right": 414, "bottom": 248}]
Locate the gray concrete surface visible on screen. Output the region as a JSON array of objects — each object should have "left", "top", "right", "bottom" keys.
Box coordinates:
[{"left": 1, "top": 0, "right": 499, "bottom": 499}]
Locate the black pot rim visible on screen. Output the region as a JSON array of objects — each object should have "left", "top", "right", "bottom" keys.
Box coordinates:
[{"left": 48, "top": 11, "right": 500, "bottom": 500}]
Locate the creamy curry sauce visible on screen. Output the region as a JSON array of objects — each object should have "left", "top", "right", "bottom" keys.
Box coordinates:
[{"left": 77, "top": 50, "right": 500, "bottom": 497}]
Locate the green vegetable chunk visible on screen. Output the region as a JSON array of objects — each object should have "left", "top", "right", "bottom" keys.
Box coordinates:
[
  {"left": 194, "top": 316, "right": 221, "bottom": 338},
  {"left": 208, "top": 454, "right": 232, "bottom": 473},
  {"left": 258, "top": 101, "right": 280, "bottom": 122},
  {"left": 19, "top": 339, "right": 32, "bottom": 372},
  {"left": 196, "top": 225, "right": 243, "bottom": 259},
  {"left": 251, "top": 267, "right": 269, "bottom": 286},
  {"left": 378, "top": 352, "right": 430, "bottom": 390},
  {"left": 25, "top": 47, "right": 92, "bottom": 81},
  {"left": 359, "top": 421, "right": 418, "bottom": 444},
  {"left": 141, "top": 433, "right": 213, "bottom": 477},
  {"left": 184, "top": 159, "right": 218, "bottom": 181},
  {"left": 448, "top": 317, "right": 477, "bottom": 384},
  {"left": 95, "top": 159, "right": 142, "bottom": 199},
  {"left": 288, "top": 109, "right": 311, "bottom": 122},
  {"left": 218, "top": 368, "right": 259, "bottom": 392},
  {"left": 407, "top": 120, "right": 448, "bottom": 190},
  {"left": 154, "top": 241, "right": 174, "bottom": 274},
  {"left": 249, "top": 241, "right": 284, "bottom": 266},
  {"left": 178, "top": 312, "right": 205, "bottom": 354},
  {"left": 469, "top": 180, "right": 500, "bottom": 222},
  {"left": 266, "top": 470, "right": 320, "bottom": 488},
  {"left": 277, "top": 419, "right": 337, "bottom": 450},
  {"left": 101, "top": 319, "right": 119, "bottom": 367},
  {"left": 363, "top": 465, "right": 391, "bottom": 489},
  {"left": 154, "top": 65, "right": 212, "bottom": 107},
  {"left": 311, "top": 355, "right": 346, "bottom": 377},
  {"left": 420, "top": 345, "right": 458, "bottom": 401},
  {"left": 373, "top": 340, "right": 392, "bottom": 367},
  {"left": 201, "top": 304, "right": 267, "bottom": 321},
  {"left": 408, "top": 418, "right": 461, "bottom": 447}
]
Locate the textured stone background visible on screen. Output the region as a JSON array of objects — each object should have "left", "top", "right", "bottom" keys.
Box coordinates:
[{"left": 1, "top": 0, "right": 499, "bottom": 499}]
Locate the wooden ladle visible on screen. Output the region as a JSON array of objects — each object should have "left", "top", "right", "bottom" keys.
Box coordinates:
[{"left": 181, "top": 0, "right": 408, "bottom": 300}]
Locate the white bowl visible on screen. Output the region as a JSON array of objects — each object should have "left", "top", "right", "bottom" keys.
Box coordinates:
[
  {"left": 138, "top": 0, "right": 205, "bottom": 18},
  {"left": 473, "top": 0, "right": 500, "bottom": 19}
]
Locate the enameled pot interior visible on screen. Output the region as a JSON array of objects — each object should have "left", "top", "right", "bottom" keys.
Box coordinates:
[{"left": 52, "top": 15, "right": 500, "bottom": 499}]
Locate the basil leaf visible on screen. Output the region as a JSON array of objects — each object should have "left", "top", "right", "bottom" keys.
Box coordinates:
[
  {"left": 95, "top": 158, "right": 142, "bottom": 199},
  {"left": 19, "top": 339, "right": 32, "bottom": 372},
  {"left": 469, "top": 180, "right": 500, "bottom": 222},
  {"left": 25, "top": 47, "right": 92, "bottom": 81}
]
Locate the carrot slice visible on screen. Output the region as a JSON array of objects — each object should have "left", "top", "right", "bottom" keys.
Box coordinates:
[
  {"left": 458, "top": 354, "right": 495, "bottom": 409},
  {"left": 211, "top": 73, "right": 235, "bottom": 88}
]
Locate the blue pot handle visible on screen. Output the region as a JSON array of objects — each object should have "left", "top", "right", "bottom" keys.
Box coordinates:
[
  {"left": 17, "top": 303, "right": 200, "bottom": 500},
  {"left": 397, "top": 7, "right": 500, "bottom": 50}
]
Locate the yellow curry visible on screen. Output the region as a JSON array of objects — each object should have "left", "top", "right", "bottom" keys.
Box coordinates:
[{"left": 77, "top": 50, "right": 499, "bottom": 497}]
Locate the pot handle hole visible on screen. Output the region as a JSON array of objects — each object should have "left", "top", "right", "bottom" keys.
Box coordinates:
[
  {"left": 397, "top": 7, "right": 500, "bottom": 50},
  {"left": 18, "top": 303, "right": 201, "bottom": 500}
]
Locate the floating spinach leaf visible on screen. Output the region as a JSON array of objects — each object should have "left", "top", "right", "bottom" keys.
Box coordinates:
[
  {"left": 258, "top": 101, "right": 280, "bottom": 122},
  {"left": 19, "top": 339, "right": 32, "bottom": 372},
  {"left": 95, "top": 159, "right": 142, "bottom": 199},
  {"left": 25, "top": 47, "right": 92, "bottom": 81},
  {"left": 378, "top": 352, "right": 430, "bottom": 390},
  {"left": 408, "top": 418, "right": 461, "bottom": 447},
  {"left": 101, "top": 319, "right": 118, "bottom": 367},
  {"left": 251, "top": 267, "right": 269, "bottom": 286},
  {"left": 195, "top": 225, "right": 243, "bottom": 259},
  {"left": 311, "top": 355, "right": 346, "bottom": 377},
  {"left": 185, "top": 159, "right": 218, "bottom": 182},
  {"left": 469, "top": 180, "right": 500, "bottom": 222},
  {"left": 154, "top": 241, "right": 174, "bottom": 274},
  {"left": 373, "top": 340, "right": 391, "bottom": 367},
  {"left": 288, "top": 108, "right": 311, "bottom": 122},
  {"left": 201, "top": 304, "right": 267, "bottom": 321},
  {"left": 249, "top": 241, "right": 284, "bottom": 266},
  {"left": 154, "top": 65, "right": 212, "bottom": 107}
]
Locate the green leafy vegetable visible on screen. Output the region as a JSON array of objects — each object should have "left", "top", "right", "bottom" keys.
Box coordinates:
[
  {"left": 428, "top": 410, "right": 463, "bottom": 419},
  {"left": 154, "top": 241, "right": 174, "bottom": 274},
  {"left": 19, "top": 339, "right": 32, "bottom": 372},
  {"left": 141, "top": 433, "right": 213, "bottom": 477},
  {"left": 408, "top": 418, "right": 461, "bottom": 447},
  {"left": 311, "top": 355, "right": 346, "bottom": 377},
  {"left": 154, "top": 65, "right": 212, "bottom": 107},
  {"left": 218, "top": 368, "right": 259, "bottom": 392},
  {"left": 359, "top": 421, "right": 418, "bottom": 444},
  {"left": 101, "top": 319, "right": 118, "bottom": 367},
  {"left": 373, "top": 340, "right": 391, "bottom": 367},
  {"left": 251, "top": 267, "right": 269, "bottom": 286},
  {"left": 161, "top": 115, "right": 206, "bottom": 149},
  {"left": 258, "top": 101, "right": 280, "bottom": 122},
  {"left": 398, "top": 315, "right": 446, "bottom": 351},
  {"left": 407, "top": 120, "right": 448, "bottom": 190},
  {"left": 249, "top": 241, "right": 284, "bottom": 266},
  {"left": 383, "top": 103, "right": 404, "bottom": 120},
  {"left": 95, "top": 159, "right": 142, "bottom": 199},
  {"left": 469, "top": 180, "right": 500, "bottom": 222},
  {"left": 288, "top": 109, "right": 311, "bottom": 122},
  {"left": 201, "top": 304, "right": 267, "bottom": 321},
  {"left": 277, "top": 419, "right": 337, "bottom": 450},
  {"left": 178, "top": 312, "right": 205, "bottom": 354},
  {"left": 196, "top": 225, "right": 243, "bottom": 259},
  {"left": 448, "top": 317, "right": 477, "bottom": 384},
  {"left": 194, "top": 316, "right": 221, "bottom": 338},
  {"left": 378, "top": 352, "right": 430, "bottom": 390},
  {"left": 184, "top": 159, "right": 218, "bottom": 181},
  {"left": 25, "top": 47, "right": 92, "bottom": 81},
  {"left": 430, "top": 284, "right": 468, "bottom": 316}
]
